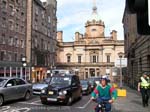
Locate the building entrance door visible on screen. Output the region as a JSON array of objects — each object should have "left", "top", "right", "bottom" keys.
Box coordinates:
[{"left": 89, "top": 68, "right": 95, "bottom": 77}]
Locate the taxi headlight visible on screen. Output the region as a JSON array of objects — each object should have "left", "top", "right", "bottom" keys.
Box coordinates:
[
  {"left": 63, "top": 90, "right": 67, "bottom": 94},
  {"left": 41, "top": 89, "right": 46, "bottom": 93},
  {"left": 59, "top": 90, "right": 67, "bottom": 95},
  {"left": 59, "top": 92, "right": 63, "bottom": 95}
]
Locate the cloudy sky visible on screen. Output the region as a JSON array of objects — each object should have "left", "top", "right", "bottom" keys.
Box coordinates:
[{"left": 42, "top": 0, "right": 126, "bottom": 41}]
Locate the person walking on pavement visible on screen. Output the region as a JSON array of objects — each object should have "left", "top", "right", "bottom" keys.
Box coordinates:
[{"left": 138, "top": 72, "right": 150, "bottom": 107}]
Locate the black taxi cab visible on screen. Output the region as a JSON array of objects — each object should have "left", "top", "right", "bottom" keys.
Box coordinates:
[{"left": 40, "top": 74, "right": 82, "bottom": 105}]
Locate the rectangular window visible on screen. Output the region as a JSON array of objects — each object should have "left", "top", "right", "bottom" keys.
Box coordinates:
[
  {"left": 15, "top": 38, "right": 19, "bottom": 47},
  {"left": 0, "top": 51, "right": 5, "bottom": 61},
  {"left": 48, "top": 16, "right": 51, "bottom": 23},
  {"left": 107, "top": 55, "right": 110, "bottom": 63},
  {"left": 78, "top": 56, "right": 81, "bottom": 63},
  {"left": 14, "top": 53, "right": 17, "bottom": 61},
  {"left": 16, "top": 23, "right": 19, "bottom": 31},
  {"left": 20, "top": 40, "right": 24, "bottom": 48},
  {"left": 9, "top": 36, "right": 13, "bottom": 45},
  {"left": 9, "top": 20, "right": 14, "bottom": 30},
  {"left": 67, "top": 56, "right": 71, "bottom": 63},
  {"left": 41, "top": 39, "right": 44, "bottom": 49},
  {"left": 97, "top": 72, "right": 100, "bottom": 76},
  {"left": 2, "top": 17, "right": 6, "bottom": 28},
  {"left": 93, "top": 56, "right": 96, "bottom": 63},
  {"left": 86, "top": 72, "right": 88, "bottom": 78},
  {"left": 9, "top": 5, "right": 13, "bottom": 12},
  {"left": 2, "top": 0, "right": 7, "bottom": 9},
  {"left": 2, "top": 34, "right": 5, "bottom": 44}
]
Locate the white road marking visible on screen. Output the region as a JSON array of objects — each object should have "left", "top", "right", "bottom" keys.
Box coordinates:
[
  {"left": 0, "top": 106, "right": 31, "bottom": 112},
  {"left": 19, "top": 102, "right": 43, "bottom": 106},
  {"left": 76, "top": 99, "right": 91, "bottom": 109},
  {"left": 1, "top": 106, "right": 11, "bottom": 111},
  {"left": 32, "top": 100, "right": 41, "bottom": 103}
]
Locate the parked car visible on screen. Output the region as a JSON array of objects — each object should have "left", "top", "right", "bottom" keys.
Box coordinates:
[
  {"left": 32, "top": 78, "right": 51, "bottom": 95},
  {"left": 93, "top": 77, "right": 102, "bottom": 85},
  {"left": 80, "top": 80, "right": 92, "bottom": 95},
  {"left": 40, "top": 74, "right": 82, "bottom": 105},
  {"left": 0, "top": 77, "right": 32, "bottom": 106},
  {"left": 87, "top": 78, "right": 97, "bottom": 90}
]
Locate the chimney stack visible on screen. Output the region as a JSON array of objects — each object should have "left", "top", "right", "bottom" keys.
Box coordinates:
[
  {"left": 110, "top": 30, "right": 117, "bottom": 40},
  {"left": 57, "top": 31, "right": 63, "bottom": 42}
]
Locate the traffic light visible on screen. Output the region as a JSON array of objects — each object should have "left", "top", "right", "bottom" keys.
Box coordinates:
[{"left": 127, "top": 0, "right": 150, "bottom": 35}]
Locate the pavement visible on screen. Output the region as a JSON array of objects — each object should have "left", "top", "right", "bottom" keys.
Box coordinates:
[
  {"left": 112, "top": 86, "right": 150, "bottom": 112},
  {"left": 0, "top": 86, "right": 150, "bottom": 112}
]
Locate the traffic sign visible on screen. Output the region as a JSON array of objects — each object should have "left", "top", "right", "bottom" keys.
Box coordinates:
[{"left": 115, "top": 58, "right": 127, "bottom": 67}]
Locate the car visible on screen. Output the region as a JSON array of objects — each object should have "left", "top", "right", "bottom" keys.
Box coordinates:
[
  {"left": 80, "top": 80, "right": 92, "bottom": 95},
  {"left": 0, "top": 77, "right": 32, "bottom": 106},
  {"left": 32, "top": 78, "right": 51, "bottom": 95},
  {"left": 40, "top": 74, "right": 82, "bottom": 105},
  {"left": 87, "top": 78, "right": 97, "bottom": 90},
  {"left": 93, "top": 77, "right": 102, "bottom": 85}
]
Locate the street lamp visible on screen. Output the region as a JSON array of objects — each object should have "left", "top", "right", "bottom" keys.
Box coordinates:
[
  {"left": 118, "top": 52, "right": 124, "bottom": 89},
  {"left": 21, "top": 56, "right": 26, "bottom": 80}
]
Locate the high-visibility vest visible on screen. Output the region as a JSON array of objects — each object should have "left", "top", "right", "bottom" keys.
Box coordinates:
[{"left": 140, "top": 77, "right": 150, "bottom": 88}]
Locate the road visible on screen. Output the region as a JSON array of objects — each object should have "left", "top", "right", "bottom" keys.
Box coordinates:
[
  {"left": 1, "top": 86, "right": 150, "bottom": 112},
  {"left": 0, "top": 94, "right": 96, "bottom": 112}
]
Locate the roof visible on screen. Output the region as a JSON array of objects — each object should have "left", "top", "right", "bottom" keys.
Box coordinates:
[
  {"left": 52, "top": 74, "right": 76, "bottom": 77},
  {"left": 34, "top": 0, "right": 45, "bottom": 9},
  {"left": 88, "top": 6, "right": 101, "bottom": 22}
]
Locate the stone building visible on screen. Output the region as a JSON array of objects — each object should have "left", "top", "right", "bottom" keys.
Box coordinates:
[
  {"left": 26, "top": 0, "right": 57, "bottom": 82},
  {"left": 0, "top": 0, "right": 27, "bottom": 79},
  {"left": 122, "top": 0, "right": 150, "bottom": 88},
  {"left": 0, "top": 0, "right": 57, "bottom": 82},
  {"left": 56, "top": 5, "right": 124, "bottom": 79}
]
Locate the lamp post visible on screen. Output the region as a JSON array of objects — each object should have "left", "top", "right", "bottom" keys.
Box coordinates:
[
  {"left": 22, "top": 56, "right": 26, "bottom": 80},
  {"left": 118, "top": 52, "right": 124, "bottom": 89}
]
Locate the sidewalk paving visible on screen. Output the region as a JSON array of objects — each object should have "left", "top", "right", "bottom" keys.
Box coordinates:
[{"left": 113, "top": 86, "right": 150, "bottom": 112}]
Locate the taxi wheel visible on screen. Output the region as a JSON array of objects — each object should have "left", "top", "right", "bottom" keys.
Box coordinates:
[
  {"left": 41, "top": 100, "right": 47, "bottom": 105},
  {"left": 67, "top": 96, "right": 73, "bottom": 106},
  {"left": 24, "top": 91, "right": 31, "bottom": 100},
  {"left": 79, "top": 91, "right": 82, "bottom": 100},
  {"left": 0, "top": 95, "right": 4, "bottom": 106}
]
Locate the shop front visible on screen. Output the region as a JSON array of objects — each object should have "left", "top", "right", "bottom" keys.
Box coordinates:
[{"left": 31, "top": 67, "right": 47, "bottom": 83}]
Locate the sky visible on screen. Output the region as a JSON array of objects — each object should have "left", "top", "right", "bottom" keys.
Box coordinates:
[{"left": 42, "top": 0, "right": 126, "bottom": 42}]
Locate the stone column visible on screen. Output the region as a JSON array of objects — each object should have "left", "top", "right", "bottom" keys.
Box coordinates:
[
  {"left": 4, "top": 67, "right": 6, "bottom": 77},
  {"left": 88, "top": 68, "right": 90, "bottom": 78},
  {"left": 16, "top": 67, "right": 18, "bottom": 78},
  {"left": 25, "top": 67, "right": 27, "bottom": 81},
  {"left": 20, "top": 67, "right": 23, "bottom": 79},
  {"left": 28, "top": 67, "right": 31, "bottom": 81},
  {"left": 10, "top": 67, "right": 12, "bottom": 77}
]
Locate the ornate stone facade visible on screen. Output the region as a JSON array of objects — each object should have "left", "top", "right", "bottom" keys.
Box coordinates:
[{"left": 57, "top": 6, "right": 124, "bottom": 79}]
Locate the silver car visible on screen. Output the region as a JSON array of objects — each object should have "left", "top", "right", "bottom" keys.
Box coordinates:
[
  {"left": 0, "top": 77, "right": 32, "bottom": 106},
  {"left": 32, "top": 78, "right": 51, "bottom": 95}
]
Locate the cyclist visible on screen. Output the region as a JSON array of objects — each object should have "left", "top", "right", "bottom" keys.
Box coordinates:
[{"left": 91, "top": 76, "right": 117, "bottom": 112}]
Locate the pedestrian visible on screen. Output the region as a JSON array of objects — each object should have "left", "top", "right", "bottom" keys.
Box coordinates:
[{"left": 138, "top": 72, "right": 150, "bottom": 107}]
